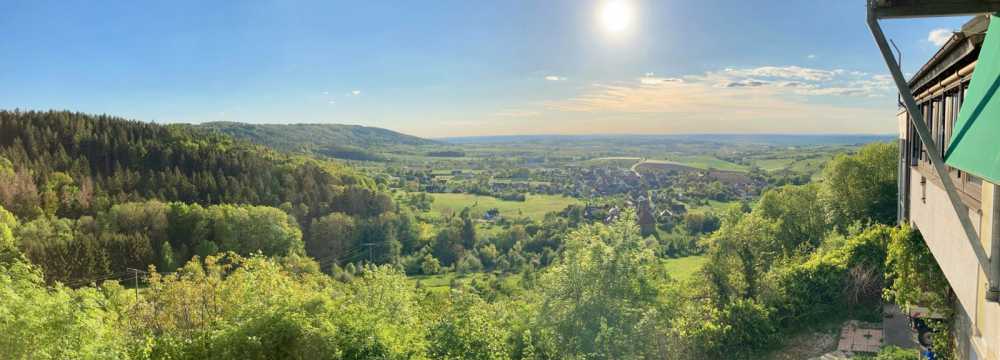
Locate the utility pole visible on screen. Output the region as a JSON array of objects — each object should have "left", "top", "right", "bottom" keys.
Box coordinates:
[
  {"left": 127, "top": 267, "right": 146, "bottom": 304},
  {"left": 361, "top": 242, "right": 377, "bottom": 264},
  {"left": 125, "top": 267, "right": 146, "bottom": 332}
]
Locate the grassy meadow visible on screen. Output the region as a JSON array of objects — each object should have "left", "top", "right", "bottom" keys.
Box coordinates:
[{"left": 428, "top": 193, "right": 581, "bottom": 220}]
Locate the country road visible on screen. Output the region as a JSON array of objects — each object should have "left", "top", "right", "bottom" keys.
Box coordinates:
[{"left": 630, "top": 158, "right": 646, "bottom": 177}]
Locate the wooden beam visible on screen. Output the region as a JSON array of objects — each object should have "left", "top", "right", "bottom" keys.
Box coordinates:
[{"left": 871, "top": 0, "right": 1000, "bottom": 19}]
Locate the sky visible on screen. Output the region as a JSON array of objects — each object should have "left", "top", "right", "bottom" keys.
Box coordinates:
[{"left": 0, "top": 0, "right": 973, "bottom": 138}]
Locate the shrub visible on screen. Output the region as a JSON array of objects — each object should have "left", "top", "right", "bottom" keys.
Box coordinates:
[
  {"left": 421, "top": 254, "right": 442, "bottom": 275},
  {"left": 857, "top": 345, "right": 920, "bottom": 360},
  {"left": 682, "top": 299, "right": 777, "bottom": 360}
]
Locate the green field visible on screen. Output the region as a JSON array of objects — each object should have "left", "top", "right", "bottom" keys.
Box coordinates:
[
  {"left": 578, "top": 157, "right": 642, "bottom": 168},
  {"left": 408, "top": 272, "right": 520, "bottom": 295},
  {"left": 754, "top": 157, "right": 799, "bottom": 171},
  {"left": 408, "top": 273, "right": 464, "bottom": 294},
  {"left": 657, "top": 155, "right": 747, "bottom": 172},
  {"left": 684, "top": 199, "right": 736, "bottom": 213},
  {"left": 662, "top": 255, "right": 708, "bottom": 282},
  {"left": 428, "top": 193, "right": 580, "bottom": 220},
  {"left": 753, "top": 155, "right": 832, "bottom": 175}
]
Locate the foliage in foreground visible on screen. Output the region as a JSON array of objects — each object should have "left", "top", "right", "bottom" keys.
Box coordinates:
[
  {"left": 0, "top": 142, "right": 909, "bottom": 359},
  {"left": 857, "top": 345, "right": 921, "bottom": 360},
  {"left": 0, "top": 212, "right": 666, "bottom": 360},
  {"left": 535, "top": 212, "right": 678, "bottom": 358},
  {"left": 884, "top": 225, "right": 955, "bottom": 359}
]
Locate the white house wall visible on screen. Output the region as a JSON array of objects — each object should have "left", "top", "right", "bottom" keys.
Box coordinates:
[{"left": 908, "top": 171, "right": 1000, "bottom": 359}]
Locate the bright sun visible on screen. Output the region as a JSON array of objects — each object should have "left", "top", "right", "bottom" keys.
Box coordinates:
[{"left": 599, "top": 1, "right": 634, "bottom": 34}]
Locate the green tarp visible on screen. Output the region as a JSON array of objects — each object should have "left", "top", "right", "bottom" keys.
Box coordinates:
[{"left": 945, "top": 14, "right": 1000, "bottom": 184}]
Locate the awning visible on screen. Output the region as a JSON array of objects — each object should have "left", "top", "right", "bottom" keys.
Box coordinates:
[{"left": 945, "top": 14, "right": 1000, "bottom": 184}]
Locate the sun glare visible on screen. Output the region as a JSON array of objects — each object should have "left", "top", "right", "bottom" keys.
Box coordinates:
[{"left": 599, "top": 1, "right": 634, "bottom": 34}]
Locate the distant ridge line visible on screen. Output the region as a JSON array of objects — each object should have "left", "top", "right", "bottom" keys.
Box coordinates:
[{"left": 438, "top": 134, "right": 895, "bottom": 146}]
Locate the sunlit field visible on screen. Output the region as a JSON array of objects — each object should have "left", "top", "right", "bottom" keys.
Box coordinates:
[{"left": 427, "top": 193, "right": 581, "bottom": 220}]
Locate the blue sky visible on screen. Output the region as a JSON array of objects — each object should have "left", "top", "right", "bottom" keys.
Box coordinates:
[{"left": 0, "top": 0, "right": 971, "bottom": 137}]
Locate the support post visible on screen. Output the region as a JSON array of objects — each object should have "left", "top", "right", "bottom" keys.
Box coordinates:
[
  {"left": 867, "top": 11, "right": 992, "bottom": 281},
  {"left": 990, "top": 184, "right": 1000, "bottom": 301}
]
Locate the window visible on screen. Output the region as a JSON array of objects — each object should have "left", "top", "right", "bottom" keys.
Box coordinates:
[
  {"left": 921, "top": 103, "right": 929, "bottom": 162},
  {"left": 924, "top": 100, "right": 938, "bottom": 161},
  {"left": 939, "top": 95, "right": 946, "bottom": 156},
  {"left": 910, "top": 108, "right": 917, "bottom": 162},
  {"left": 910, "top": 118, "right": 919, "bottom": 166},
  {"left": 956, "top": 81, "right": 967, "bottom": 178}
]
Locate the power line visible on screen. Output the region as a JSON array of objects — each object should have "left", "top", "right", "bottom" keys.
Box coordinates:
[
  {"left": 126, "top": 267, "right": 147, "bottom": 304},
  {"left": 62, "top": 270, "right": 131, "bottom": 288},
  {"left": 360, "top": 242, "right": 379, "bottom": 264}
]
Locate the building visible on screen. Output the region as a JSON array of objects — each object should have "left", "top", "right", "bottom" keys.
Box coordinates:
[{"left": 895, "top": 13, "right": 1000, "bottom": 360}]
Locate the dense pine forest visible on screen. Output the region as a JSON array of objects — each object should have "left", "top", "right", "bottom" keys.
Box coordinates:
[
  {"left": 0, "top": 111, "right": 947, "bottom": 359},
  {"left": 0, "top": 111, "right": 402, "bottom": 284},
  {"left": 0, "top": 110, "right": 384, "bottom": 220}
]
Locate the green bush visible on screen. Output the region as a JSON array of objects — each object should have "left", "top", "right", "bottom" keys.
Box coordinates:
[
  {"left": 857, "top": 345, "right": 920, "bottom": 360},
  {"left": 429, "top": 294, "right": 514, "bottom": 360},
  {"left": 683, "top": 299, "right": 777, "bottom": 359},
  {"left": 764, "top": 225, "right": 891, "bottom": 326},
  {"left": 0, "top": 260, "right": 129, "bottom": 359},
  {"left": 766, "top": 259, "right": 846, "bottom": 326}
]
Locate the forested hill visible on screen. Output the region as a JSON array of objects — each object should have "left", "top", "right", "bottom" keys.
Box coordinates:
[
  {"left": 193, "top": 121, "right": 438, "bottom": 160},
  {"left": 0, "top": 110, "right": 426, "bottom": 286},
  {"left": 0, "top": 110, "right": 386, "bottom": 223}
]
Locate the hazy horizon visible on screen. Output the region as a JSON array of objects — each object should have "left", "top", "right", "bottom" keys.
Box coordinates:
[{"left": 0, "top": 1, "right": 971, "bottom": 137}]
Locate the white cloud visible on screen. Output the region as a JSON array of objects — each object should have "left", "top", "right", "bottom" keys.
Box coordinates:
[
  {"left": 721, "top": 79, "right": 770, "bottom": 88},
  {"left": 537, "top": 78, "right": 894, "bottom": 134},
  {"left": 322, "top": 91, "right": 330, "bottom": 95},
  {"left": 545, "top": 75, "right": 567, "bottom": 81},
  {"left": 776, "top": 81, "right": 815, "bottom": 88},
  {"left": 796, "top": 87, "right": 869, "bottom": 96},
  {"left": 695, "top": 65, "right": 893, "bottom": 97},
  {"left": 928, "top": 28, "right": 953, "bottom": 46},
  {"left": 535, "top": 64, "right": 898, "bottom": 133},
  {"left": 807, "top": 54, "right": 816, "bottom": 59},
  {"left": 872, "top": 74, "right": 892, "bottom": 82},
  {"left": 432, "top": 64, "right": 899, "bottom": 137},
  {"left": 639, "top": 75, "right": 683, "bottom": 85},
  {"left": 328, "top": 100, "right": 336, "bottom": 105},
  {"left": 723, "top": 65, "right": 835, "bottom": 81},
  {"left": 351, "top": 90, "right": 361, "bottom": 96}
]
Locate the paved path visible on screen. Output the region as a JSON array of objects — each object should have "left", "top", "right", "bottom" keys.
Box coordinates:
[{"left": 883, "top": 304, "right": 919, "bottom": 349}]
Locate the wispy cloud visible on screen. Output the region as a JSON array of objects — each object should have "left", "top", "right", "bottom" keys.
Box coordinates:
[
  {"left": 776, "top": 81, "right": 814, "bottom": 88},
  {"left": 928, "top": 28, "right": 953, "bottom": 46},
  {"left": 722, "top": 79, "right": 770, "bottom": 88},
  {"left": 533, "top": 65, "right": 896, "bottom": 134},
  {"left": 640, "top": 73, "right": 683, "bottom": 85},
  {"left": 545, "top": 75, "right": 567, "bottom": 81},
  {"left": 699, "top": 65, "right": 892, "bottom": 97},
  {"left": 351, "top": 90, "right": 361, "bottom": 96},
  {"left": 722, "top": 66, "right": 835, "bottom": 82},
  {"left": 807, "top": 54, "right": 817, "bottom": 59},
  {"left": 413, "top": 65, "right": 897, "bottom": 137}
]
